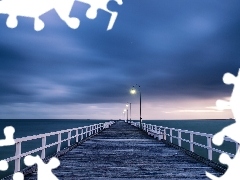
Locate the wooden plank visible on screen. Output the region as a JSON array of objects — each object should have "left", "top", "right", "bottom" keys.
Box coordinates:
[{"left": 24, "top": 121, "right": 223, "bottom": 179}]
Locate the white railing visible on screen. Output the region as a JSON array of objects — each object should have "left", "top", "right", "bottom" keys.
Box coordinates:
[
  {"left": 4, "top": 121, "right": 115, "bottom": 173},
  {"left": 131, "top": 121, "right": 239, "bottom": 161}
]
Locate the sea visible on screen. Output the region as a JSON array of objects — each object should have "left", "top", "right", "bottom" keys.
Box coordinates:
[{"left": 0, "top": 119, "right": 235, "bottom": 178}]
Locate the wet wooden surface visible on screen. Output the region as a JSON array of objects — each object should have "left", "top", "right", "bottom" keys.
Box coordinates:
[{"left": 25, "top": 121, "right": 222, "bottom": 179}]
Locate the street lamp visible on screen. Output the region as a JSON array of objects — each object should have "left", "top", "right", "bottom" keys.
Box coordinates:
[
  {"left": 123, "top": 109, "right": 127, "bottom": 122},
  {"left": 130, "top": 84, "right": 142, "bottom": 128},
  {"left": 123, "top": 111, "right": 125, "bottom": 122},
  {"left": 126, "top": 102, "right": 131, "bottom": 123},
  {"left": 126, "top": 104, "right": 129, "bottom": 123}
]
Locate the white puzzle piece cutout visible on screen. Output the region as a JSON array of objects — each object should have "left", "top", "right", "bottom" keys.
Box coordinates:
[
  {"left": 10, "top": 154, "right": 60, "bottom": 180},
  {"left": 206, "top": 69, "right": 240, "bottom": 179},
  {"left": 77, "top": 0, "right": 123, "bottom": 30},
  {"left": 0, "top": 126, "right": 15, "bottom": 147},
  {"left": 11, "top": 155, "right": 60, "bottom": 180},
  {"left": 0, "top": 0, "right": 123, "bottom": 31},
  {"left": 12, "top": 172, "right": 24, "bottom": 180},
  {"left": 0, "top": 160, "right": 8, "bottom": 171},
  {"left": 0, "top": 126, "right": 15, "bottom": 171},
  {"left": 24, "top": 155, "right": 60, "bottom": 180},
  {"left": 206, "top": 151, "right": 240, "bottom": 180},
  {"left": 0, "top": 126, "right": 60, "bottom": 179},
  {"left": 0, "top": 0, "right": 79, "bottom": 31}
]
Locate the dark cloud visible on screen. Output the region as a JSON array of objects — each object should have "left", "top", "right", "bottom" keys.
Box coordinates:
[{"left": 0, "top": 0, "right": 240, "bottom": 118}]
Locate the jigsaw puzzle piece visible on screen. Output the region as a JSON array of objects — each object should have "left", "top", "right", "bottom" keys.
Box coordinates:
[
  {"left": 223, "top": 72, "right": 236, "bottom": 85},
  {"left": 207, "top": 149, "right": 240, "bottom": 179},
  {"left": 216, "top": 100, "right": 230, "bottom": 111},
  {"left": 34, "top": 17, "right": 45, "bottom": 31},
  {"left": 77, "top": 0, "right": 123, "bottom": 30},
  {"left": 47, "top": 157, "right": 60, "bottom": 169},
  {"left": 213, "top": 69, "right": 240, "bottom": 146},
  {"left": 6, "top": 15, "right": 18, "bottom": 28},
  {"left": 206, "top": 153, "right": 230, "bottom": 180},
  {"left": 223, "top": 70, "right": 240, "bottom": 120},
  {"left": 0, "top": 0, "right": 48, "bottom": 30},
  {"left": 212, "top": 123, "right": 240, "bottom": 146},
  {"left": 0, "top": 160, "right": 8, "bottom": 171},
  {"left": 212, "top": 131, "right": 225, "bottom": 146},
  {"left": 54, "top": 0, "right": 80, "bottom": 29},
  {"left": 13, "top": 172, "right": 24, "bottom": 180},
  {"left": 24, "top": 155, "right": 60, "bottom": 180},
  {"left": 0, "top": 0, "right": 79, "bottom": 31},
  {"left": 206, "top": 171, "right": 220, "bottom": 180},
  {"left": 0, "top": 126, "right": 15, "bottom": 147}
]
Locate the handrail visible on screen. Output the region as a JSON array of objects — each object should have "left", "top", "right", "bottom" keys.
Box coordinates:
[
  {"left": 3, "top": 121, "right": 115, "bottom": 173},
  {"left": 130, "top": 121, "right": 238, "bottom": 161}
]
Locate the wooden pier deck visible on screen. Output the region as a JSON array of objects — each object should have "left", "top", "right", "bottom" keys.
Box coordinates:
[{"left": 24, "top": 121, "right": 223, "bottom": 180}]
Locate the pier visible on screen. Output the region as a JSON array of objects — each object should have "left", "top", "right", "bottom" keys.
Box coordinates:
[{"left": 9, "top": 121, "right": 226, "bottom": 179}]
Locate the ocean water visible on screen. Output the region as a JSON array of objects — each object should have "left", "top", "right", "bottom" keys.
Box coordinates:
[
  {"left": 0, "top": 119, "right": 235, "bottom": 178},
  {"left": 0, "top": 119, "right": 110, "bottom": 179},
  {"left": 141, "top": 119, "right": 235, "bottom": 165}
]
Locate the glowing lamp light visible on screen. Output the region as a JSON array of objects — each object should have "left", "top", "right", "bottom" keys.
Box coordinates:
[{"left": 130, "top": 89, "right": 136, "bottom": 94}]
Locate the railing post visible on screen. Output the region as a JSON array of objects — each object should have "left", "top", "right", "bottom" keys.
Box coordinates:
[
  {"left": 15, "top": 142, "right": 21, "bottom": 172},
  {"left": 170, "top": 128, "right": 172, "bottom": 143},
  {"left": 80, "top": 128, "right": 83, "bottom": 140},
  {"left": 76, "top": 129, "right": 79, "bottom": 143},
  {"left": 207, "top": 136, "right": 212, "bottom": 160},
  {"left": 89, "top": 126, "right": 91, "bottom": 136},
  {"left": 163, "top": 128, "right": 166, "bottom": 140},
  {"left": 157, "top": 126, "right": 162, "bottom": 140},
  {"left": 178, "top": 130, "right": 181, "bottom": 147},
  {"left": 41, "top": 136, "right": 46, "bottom": 159},
  {"left": 57, "top": 133, "right": 61, "bottom": 151},
  {"left": 68, "top": 131, "right": 71, "bottom": 147},
  {"left": 190, "top": 132, "right": 194, "bottom": 152},
  {"left": 85, "top": 126, "right": 88, "bottom": 137}
]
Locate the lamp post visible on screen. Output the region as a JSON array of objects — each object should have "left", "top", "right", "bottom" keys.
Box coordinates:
[
  {"left": 123, "top": 109, "right": 127, "bottom": 122},
  {"left": 127, "top": 102, "right": 131, "bottom": 123},
  {"left": 130, "top": 84, "right": 142, "bottom": 129},
  {"left": 126, "top": 104, "right": 129, "bottom": 123},
  {"left": 130, "top": 102, "right": 132, "bottom": 122}
]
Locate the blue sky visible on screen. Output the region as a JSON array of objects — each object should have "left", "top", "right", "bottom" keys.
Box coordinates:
[{"left": 0, "top": 0, "right": 239, "bottom": 120}]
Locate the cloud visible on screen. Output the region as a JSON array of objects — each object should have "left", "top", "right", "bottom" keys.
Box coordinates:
[{"left": 0, "top": 0, "right": 240, "bottom": 118}]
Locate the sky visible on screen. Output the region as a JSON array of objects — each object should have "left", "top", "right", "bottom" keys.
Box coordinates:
[{"left": 0, "top": 0, "right": 240, "bottom": 120}]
